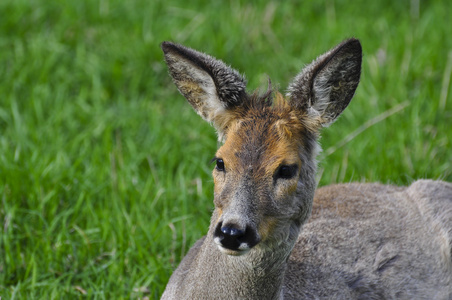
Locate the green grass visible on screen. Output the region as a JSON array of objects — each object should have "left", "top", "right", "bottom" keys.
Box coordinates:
[{"left": 0, "top": 0, "right": 451, "bottom": 298}]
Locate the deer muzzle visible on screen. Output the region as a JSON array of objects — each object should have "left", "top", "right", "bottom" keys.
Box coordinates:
[{"left": 213, "top": 217, "right": 260, "bottom": 255}]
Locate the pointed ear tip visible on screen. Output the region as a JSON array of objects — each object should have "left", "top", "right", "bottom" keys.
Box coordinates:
[
  {"left": 345, "top": 37, "right": 360, "bottom": 45},
  {"left": 345, "top": 38, "right": 362, "bottom": 53},
  {"left": 160, "top": 41, "right": 177, "bottom": 53}
]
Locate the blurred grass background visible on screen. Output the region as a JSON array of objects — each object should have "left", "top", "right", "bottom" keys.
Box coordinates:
[{"left": 0, "top": 0, "right": 451, "bottom": 298}]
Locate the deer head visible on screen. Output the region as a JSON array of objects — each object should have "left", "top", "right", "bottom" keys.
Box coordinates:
[{"left": 161, "top": 39, "right": 362, "bottom": 256}]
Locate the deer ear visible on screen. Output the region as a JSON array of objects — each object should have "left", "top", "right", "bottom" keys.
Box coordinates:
[
  {"left": 161, "top": 42, "right": 247, "bottom": 138},
  {"left": 287, "top": 38, "right": 362, "bottom": 127}
]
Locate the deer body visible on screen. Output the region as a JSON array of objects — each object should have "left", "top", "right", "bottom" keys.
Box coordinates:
[{"left": 160, "top": 39, "right": 452, "bottom": 299}]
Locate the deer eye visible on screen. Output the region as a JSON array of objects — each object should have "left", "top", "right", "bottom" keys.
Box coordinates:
[
  {"left": 215, "top": 158, "right": 225, "bottom": 172},
  {"left": 275, "top": 164, "right": 298, "bottom": 180}
]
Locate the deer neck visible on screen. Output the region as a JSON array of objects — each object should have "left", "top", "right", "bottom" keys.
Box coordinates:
[{"left": 185, "top": 220, "right": 296, "bottom": 299}]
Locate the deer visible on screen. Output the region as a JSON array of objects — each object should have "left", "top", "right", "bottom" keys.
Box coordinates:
[{"left": 160, "top": 38, "right": 452, "bottom": 299}]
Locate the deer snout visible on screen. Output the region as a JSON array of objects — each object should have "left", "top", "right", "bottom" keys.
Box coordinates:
[{"left": 213, "top": 221, "right": 260, "bottom": 255}]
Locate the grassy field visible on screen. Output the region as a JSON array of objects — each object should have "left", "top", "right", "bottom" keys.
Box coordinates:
[{"left": 0, "top": 0, "right": 451, "bottom": 298}]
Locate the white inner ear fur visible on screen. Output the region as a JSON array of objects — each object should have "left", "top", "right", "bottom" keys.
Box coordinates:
[
  {"left": 196, "top": 76, "right": 227, "bottom": 125},
  {"left": 170, "top": 54, "right": 227, "bottom": 126},
  {"left": 311, "top": 70, "right": 333, "bottom": 117}
]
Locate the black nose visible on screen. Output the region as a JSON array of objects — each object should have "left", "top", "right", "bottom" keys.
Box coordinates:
[
  {"left": 214, "top": 222, "right": 259, "bottom": 251},
  {"left": 221, "top": 226, "right": 245, "bottom": 237}
]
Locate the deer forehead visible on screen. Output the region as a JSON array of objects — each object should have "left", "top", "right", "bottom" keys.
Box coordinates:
[{"left": 215, "top": 105, "right": 305, "bottom": 176}]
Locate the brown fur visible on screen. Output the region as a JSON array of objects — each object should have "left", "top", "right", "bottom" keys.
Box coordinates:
[{"left": 160, "top": 39, "right": 452, "bottom": 299}]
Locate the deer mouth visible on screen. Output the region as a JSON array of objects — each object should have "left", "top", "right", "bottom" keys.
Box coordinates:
[{"left": 215, "top": 244, "right": 251, "bottom": 256}]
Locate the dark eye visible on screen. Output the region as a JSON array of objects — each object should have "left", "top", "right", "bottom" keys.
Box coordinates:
[
  {"left": 215, "top": 158, "right": 225, "bottom": 172},
  {"left": 275, "top": 164, "right": 298, "bottom": 180}
]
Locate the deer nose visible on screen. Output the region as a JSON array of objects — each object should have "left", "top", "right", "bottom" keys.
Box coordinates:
[
  {"left": 213, "top": 221, "right": 260, "bottom": 253},
  {"left": 221, "top": 225, "right": 245, "bottom": 237},
  {"left": 214, "top": 222, "right": 245, "bottom": 251}
]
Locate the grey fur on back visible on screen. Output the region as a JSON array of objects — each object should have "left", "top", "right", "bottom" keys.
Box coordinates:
[
  {"left": 160, "top": 39, "right": 452, "bottom": 299},
  {"left": 286, "top": 180, "right": 452, "bottom": 299}
]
